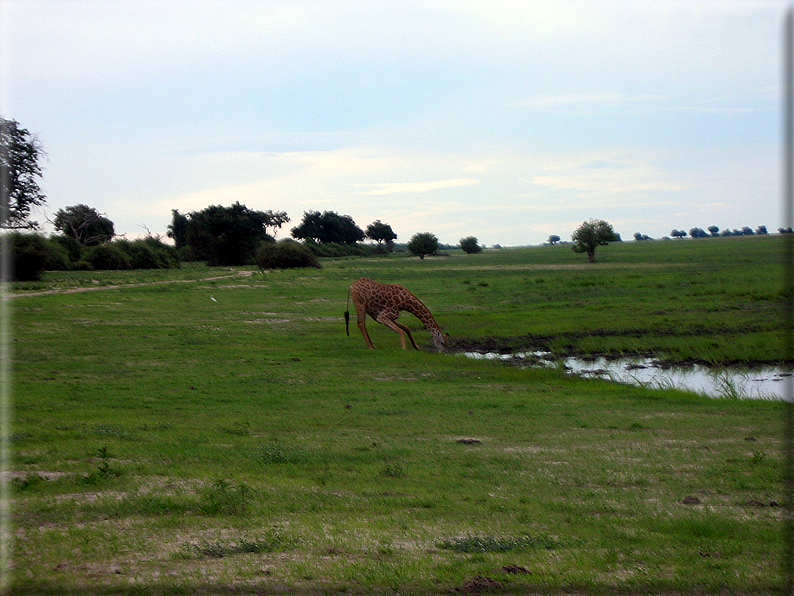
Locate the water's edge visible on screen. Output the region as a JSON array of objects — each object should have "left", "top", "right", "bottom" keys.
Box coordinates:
[{"left": 462, "top": 351, "right": 792, "bottom": 401}]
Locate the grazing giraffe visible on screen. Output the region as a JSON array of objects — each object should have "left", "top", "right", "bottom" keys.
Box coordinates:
[{"left": 344, "top": 278, "right": 447, "bottom": 351}]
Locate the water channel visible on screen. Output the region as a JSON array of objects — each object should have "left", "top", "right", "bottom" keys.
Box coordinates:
[{"left": 463, "top": 351, "right": 792, "bottom": 401}]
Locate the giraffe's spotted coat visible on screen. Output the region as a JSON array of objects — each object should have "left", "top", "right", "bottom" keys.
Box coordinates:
[{"left": 347, "top": 278, "right": 446, "bottom": 351}]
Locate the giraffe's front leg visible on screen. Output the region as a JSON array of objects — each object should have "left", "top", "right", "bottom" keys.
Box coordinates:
[{"left": 376, "top": 314, "right": 410, "bottom": 349}]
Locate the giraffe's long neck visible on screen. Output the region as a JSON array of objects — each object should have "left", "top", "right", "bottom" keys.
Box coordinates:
[
  {"left": 403, "top": 296, "right": 446, "bottom": 351},
  {"left": 404, "top": 297, "right": 440, "bottom": 334}
]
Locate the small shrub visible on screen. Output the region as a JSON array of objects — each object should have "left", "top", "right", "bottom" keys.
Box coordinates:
[
  {"left": 183, "top": 530, "right": 290, "bottom": 559},
  {"left": 381, "top": 458, "right": 406, "bottom": 478},
  {"left": 71, "top": 259, "right": 94, "bottom": 271},
  {"left": 256, "top": 240, "right": 321, "bottom": 270},
  {"left": 78, "top": 446, "right": 121, "bottom": 485},
  {"left": 199, "top": 479, "right": 253, "bottom": 516}
]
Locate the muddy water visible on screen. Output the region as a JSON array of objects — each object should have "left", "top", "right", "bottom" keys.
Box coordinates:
[{"left": 463, "top": 351, "right": 792, "bottom": 401}]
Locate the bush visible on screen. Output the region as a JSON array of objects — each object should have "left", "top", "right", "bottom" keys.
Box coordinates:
[
  {"left": 115, "top": 238, "right": 179, "bottom": 269},
  {"left": 9, "top": 233, "right": 50, "bottom": 281},
  {"left": 71, "top": 260, "right": 94, "bottom": 271},
  {"left": 256, "top": 240, "right": 321, "bottom": 270},
  {"left": 86, "top": 243, "right": 132, "bottom": 270},
  {"left": 51, "top": 234, "right": 83, "bottom": 263},
  {"left": 42, "top": 240, "right": 71, "bottom": 271},
  {"left": 302, "top": 240, "right": 376, "bottom": 258}
]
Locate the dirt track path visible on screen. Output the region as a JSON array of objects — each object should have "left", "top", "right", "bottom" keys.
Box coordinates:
[{"left": 4, "top": 270, "right": 255, "bottom": 300}]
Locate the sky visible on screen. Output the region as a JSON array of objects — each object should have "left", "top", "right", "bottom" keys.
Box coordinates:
[{"left": 0, "top": 0, "right": 787, "bottom": 247}]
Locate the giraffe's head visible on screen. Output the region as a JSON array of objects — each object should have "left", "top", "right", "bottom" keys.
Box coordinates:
[{"left": 431, "top": 329, "right": 447, "bottom": 352}]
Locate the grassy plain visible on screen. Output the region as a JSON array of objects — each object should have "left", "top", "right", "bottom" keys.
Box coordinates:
[{"left": 8, "top": 236, "right": 787, "bottom": 594}]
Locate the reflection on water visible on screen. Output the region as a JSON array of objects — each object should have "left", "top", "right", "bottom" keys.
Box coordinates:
[{"left": 463, "top": 351, "right": 792, "bottom": 401}]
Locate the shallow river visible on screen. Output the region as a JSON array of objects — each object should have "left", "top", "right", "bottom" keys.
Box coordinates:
[{"left": 463, "top": 351, "right": 792, "bottom": 401}]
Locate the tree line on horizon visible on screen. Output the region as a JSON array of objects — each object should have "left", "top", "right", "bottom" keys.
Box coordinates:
[{"left": 1, "top": 115, "right": 780, "bottom": 280}]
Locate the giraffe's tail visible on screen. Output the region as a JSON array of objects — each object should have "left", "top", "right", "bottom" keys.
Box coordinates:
[{"left": 344, "top": 286, "right": 351, "bottom": 336}]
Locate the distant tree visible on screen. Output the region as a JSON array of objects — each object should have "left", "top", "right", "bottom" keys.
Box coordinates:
[
  {"left": 633, "top": 232, "right": 652, "bottom": 241},
  {"left": 262, "top": 210, "right": 290, "bottom": 238},
  {"left": 54, "top": 204, "right": 115, "bottom": 246},
  {"left": 407, "top": 232, "right": 439, "bottom": 260},
  {"left": 721, "top": 228, "right": 733, "bottom": 236},
  {"left": 741, "top": 226, "right": 755, "bottom": 236},
  {"left": 365, "top": 220, "right": 397, "bottom": 252},
  {"left": 571, "top": 219, "right": 619, "bottom": 263},
  {"left": 671, "top": 229, "right": 686, "bottom": 239},
  {"left": 780, "top": 227, "right": 794, "bottom": 234},
  {"left": 548, "top": 234, "right": 561, "bottom": 245},
  {"left": 1, "top": 117, "right": 47, "bottom": 229},
  {"left": 690, "top": 227, "right": 708, "bottom": 238},
  {"left": 459, "top": 236, "right": 482, "bottom": 254},
  {"left": 167, "top": 209, "right": 189, "bottom": 249},
  {"left": 707, "top": 225, "right": 720, "bottom": 237},
  {"left": 291, "top": 210, "right": 365, "bottom": 245},
  {"left": 184, "top": 202, "right": 279, "bottom": 266},
  {"left": 756, "top": 225, "right": 768, "bottom": 235}
]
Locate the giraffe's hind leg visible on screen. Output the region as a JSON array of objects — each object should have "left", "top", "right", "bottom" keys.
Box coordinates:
[{"left": 355, "top": 307, "right": 376, "bottom": 349}]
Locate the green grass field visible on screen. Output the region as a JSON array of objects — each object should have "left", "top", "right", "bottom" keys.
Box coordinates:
[{"left": 8, "top": 236, "right": 788, "bottom": 594}]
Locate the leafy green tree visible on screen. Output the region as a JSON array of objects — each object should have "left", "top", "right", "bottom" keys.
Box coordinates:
[
  {"left": 708, "top": 225, "right": 720, "bottom": 237},
  {"left": 262, "top": 210, "right": 290, "bottom": 238},
  {"left": 571, "top": 219, "right": 619, "bottom": 262},
  {"left": 53, "top": 204, "right": 115, "bottom": 246},
  {"left": 671, "top": 229, "right": 686, "bottom": 239},
  {"left": 459, "top": 236, "right": 482, "bottom": 254},
  {"left": 1, "top": 117, "right": 47, "bottom": 229},
  {"left": 183, "top": 202, "right": 282, "bottom": 266},
  {"left": 407, "top": 232, "right": 439, "bottom": 260},
  {"left": 365, "top": 220, "right": 397, "bottom": 252},
  {"left": 167, "top": 209, "right": 189, "bottom": 249},
  {"left": 291, "top": 211, "right": 365, "bottom": 245},
  {"left": 548, "top": 235, "right": 561, "bottom": 245}
]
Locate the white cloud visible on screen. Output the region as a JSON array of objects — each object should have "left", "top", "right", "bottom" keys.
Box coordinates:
[{"left": 356, "top": 179, "right": 481, "bottom": 196}]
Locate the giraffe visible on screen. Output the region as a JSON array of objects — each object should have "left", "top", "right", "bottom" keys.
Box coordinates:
[{"left": 344, "top": 278, "right": 447, "bottom": 351}]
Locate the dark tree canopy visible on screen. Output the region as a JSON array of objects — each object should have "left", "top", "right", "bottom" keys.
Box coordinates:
[
  {"left": 548, "top": 235, "right": 561, "bottom": 245},
  {"left": 291, "top": 211, "right": 365, "bottom": 245},
  {"left": 167, "top": 209, "right": 189, "bottom": 249},
  {"left": 571, "top": 219, "right": 619, "bottom": 262},
  {"left": 365, "top": 220, "right": 397, "bottom": 246},
  {"left": 183, "top": 202, "right": 281, "bottom": 266},
  {"left": 1, "top": 117, "right": 47, "bottom": 229},
  {"left": 459, "top": 236, "right": 482, "bottom": 254},
  {"left": 54, "top": 204, "right": 115, "bottom": 246},
  {"left": 407, "top": 232, "right": 439, "bottom": 259}
]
